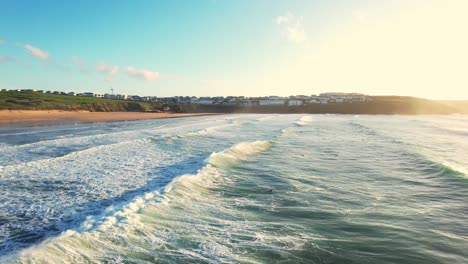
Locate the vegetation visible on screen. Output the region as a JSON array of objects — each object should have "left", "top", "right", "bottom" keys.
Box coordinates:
[
  {"left": 178, "top": 96, "right": 464, "bottom": 115},
  {"left": 0, "top": 91, "right": 165, "bottom": 112},
  {"left": 1, "top": 91, "right": 466, "bottom": 114},
  {"left": 439, "top": 100, "right": 468, "bottom": 114}
]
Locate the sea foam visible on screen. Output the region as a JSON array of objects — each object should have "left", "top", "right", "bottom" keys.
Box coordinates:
[
  {"left": 8, "top": 139, "right": 273, "bottom": 263},
  {"left": 294, "top": 116, "right": 314, "bottom": 126},
  {"left": 207, "top": 140, "right": 272, "bottom": 169}
]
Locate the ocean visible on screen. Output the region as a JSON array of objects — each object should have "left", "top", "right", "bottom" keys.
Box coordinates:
[{"left": 0, "top": 114, "right": 467, "bottom": 263}]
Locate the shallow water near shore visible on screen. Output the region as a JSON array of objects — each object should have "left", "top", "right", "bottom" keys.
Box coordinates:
[{"left": 1, "top": 114, "right": 468, "bottom": 263}]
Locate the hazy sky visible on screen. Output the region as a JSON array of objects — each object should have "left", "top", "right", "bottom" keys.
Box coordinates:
[{"left": 0, "top": 0, "right": 467, "bottom": 99}]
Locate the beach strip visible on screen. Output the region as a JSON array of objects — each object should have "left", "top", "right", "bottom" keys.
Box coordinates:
[{"left": 0, "top": 110, "right": 217, "bottom": 126}]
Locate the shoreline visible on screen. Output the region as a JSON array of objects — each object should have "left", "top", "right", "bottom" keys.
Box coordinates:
[{"left": 0, "top": 110, "right": 219, "bottom": 127}]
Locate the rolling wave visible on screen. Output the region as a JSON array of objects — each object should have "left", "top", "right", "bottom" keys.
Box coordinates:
[
  {"left": 294, "top": 116, "right": 314, "bottom": 126},
  {"left": 177, "top": 122, "right": 240, "bottom": 139},
  {"left": 396, "top": 152, "right": 466, "bottom": 181},
  {"left": 348, "top": 121, "right": 380, "bottom": 137},
  {"left": 438, "top": 162, "right": 466, "bottom": 178},
  {"left": 0, "top": 120, "right": 236, "bottom": 167},
  {"left": 146, "top": 122, "right": 240, "bottom": 143},
  {"left": 207, "top": 140, "right": 272, "bottom": 169},
  {"left": 8, "top": 140, "right": 273, "bottom": 263},
  {"left": 0, "top": 138, "right": 181, "bottom": 255},
  {"left": 424, "top": 125, "right": 468, "bottom": 138},
  {"left": 3, "top": 114, "right": 468, "bottom": 263},
  {"left": 346, "top": 120, "right": 466, "bottom": 181}
]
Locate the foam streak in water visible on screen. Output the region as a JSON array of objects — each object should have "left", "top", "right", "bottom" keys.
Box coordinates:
[
  {"left": 7, "top": 140, "right": 273, "bottom": 263},
  {"left": 294, "top": 116, "right": 314, "bottom": 126}
]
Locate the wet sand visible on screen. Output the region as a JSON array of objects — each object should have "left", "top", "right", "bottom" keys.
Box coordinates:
[{"left": 0, "top": 110, "right": 216, "bottom": 126}]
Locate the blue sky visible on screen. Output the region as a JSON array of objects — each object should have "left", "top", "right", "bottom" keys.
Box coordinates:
[{"left": 1, "top": 0, "right": 467, "bottom": 99}]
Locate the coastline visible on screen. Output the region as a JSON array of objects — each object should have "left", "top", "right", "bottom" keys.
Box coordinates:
[{"left": 0, "top": 110, "right": 218, "bottom": 126}]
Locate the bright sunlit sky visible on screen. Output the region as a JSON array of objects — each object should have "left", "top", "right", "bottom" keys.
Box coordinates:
[{"left": 0, "top": 0, "right": 467, "bottom": 99}]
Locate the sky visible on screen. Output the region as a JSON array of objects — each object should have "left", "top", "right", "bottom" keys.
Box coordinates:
[{"left": 0, "top": 0, "right": 467, "bottom": 99}]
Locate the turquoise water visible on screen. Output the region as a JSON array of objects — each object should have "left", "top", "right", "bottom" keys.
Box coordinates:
[{"left": 0, "top": 114, "right": 467, "bottom": 263}]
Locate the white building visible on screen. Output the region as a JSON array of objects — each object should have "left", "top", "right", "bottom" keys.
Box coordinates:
[
  {"left": 288, "top": 100, "right": 303, "bottom": 106},
  {"left": 126, "top": 95, "right": 141, "bottom": 101},
  {"left": 198, "top": 99, "right": 213, "bottom": 105},
  {"left": 320, "top": 98, "right": 329, "bottom": 104},
  {"left": 259, "top": 99, "right": 285, "bottom": 106},
  {"left": 115, "top": 94, "right": 127, "bottom": 100},
  {"left": 197, "top": 97, "right": 213, "bottom": 105},
  {"left": 79, "top": 92, "right": 95, "bottom": 97}
]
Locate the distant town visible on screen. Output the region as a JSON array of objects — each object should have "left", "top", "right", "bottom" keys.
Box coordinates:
[{"left": 0, "top": 89, "right": 372, "bottom": 106}]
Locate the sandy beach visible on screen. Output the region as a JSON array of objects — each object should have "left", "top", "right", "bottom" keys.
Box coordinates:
[{"left": 0, "top": 110, "right": 215, "bottom": 126}]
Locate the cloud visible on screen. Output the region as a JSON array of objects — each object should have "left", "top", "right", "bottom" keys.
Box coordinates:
[
  {"left": 24, "top": 44, "right": 49, "bottom": 60},
  {"left": 286, "top": 26, "right": 306, "bottom": 43},
  {"left": 125, "top": 66, "right": 159, "bottom": 80},
  {"left": 275, "top": 12, "right": 307, "bottom": 43},
  {"left": 96, "top": 61, "right": 119, "bottom": 75},
  {"left": 263, "top": 0, "right": 468, "bottom": 99},
  {"left": 276, "top": 16, "right": 289, "bottom": 25},
  {"left": 352, "top": 10, "right": 367, "bottom": 22},
  {"left": 0, "top": 55, "right": 13, "bottom": 63},
  {"left": 0, "top": 39, "right": 5, "bottom": 45},
  {"left": 72, "top": 56, "right": 88, "bottom": 73}
]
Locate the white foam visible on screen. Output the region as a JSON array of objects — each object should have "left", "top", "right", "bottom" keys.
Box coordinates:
[
  {"left": 7, "top": 138, "right": 274, "bottom": 262},
  {"left": 207, "top": 140, "right": 272, "bottom": 169},
  {"left": 177, "top": 122, "right": 239, "bottom": 138},
  {"left": 0, "top": 117, "right": 229, "bottom": 166},
  {"left": 294, "top": 116, "right": 314, "bottom": 126},
  {"left": 0, "top": 137, "right": 182, "bottom": 252},
  {"left": 442, "top": 161, "right": 467, "bottom": 176}
]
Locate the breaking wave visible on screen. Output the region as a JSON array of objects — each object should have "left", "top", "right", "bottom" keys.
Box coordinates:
[
  {"left": 439, "top": 162, "right": 466, "bottom": 178},
  {"left": 3, "top": 114, "right": 468, "bottom": 264},
  {"left": 206, "top": 140, "right": 272, "bottom": 169},
  {"left": 294, "top": 116, "right": 314, "bottom": 126},
  {"left": 7, "top": 140, "right": 273, "bottom": 263}
]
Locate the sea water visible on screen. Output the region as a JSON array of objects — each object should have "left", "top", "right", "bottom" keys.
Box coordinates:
[{"left": 0, "top": 114, "right": 467, "bottom": 263}]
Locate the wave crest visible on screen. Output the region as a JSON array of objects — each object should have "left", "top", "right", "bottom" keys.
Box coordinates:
[
  {"left": 440, "top": 162, "right": 466, "bottom": 177},
  {"left": 294, "top": 116, "right": 314, "bottom": 126},
  {"left": 207, "top": 141, "right": 272, "bottom": 169}
]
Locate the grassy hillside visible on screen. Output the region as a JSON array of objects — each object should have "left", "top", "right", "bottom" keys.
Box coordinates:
[
  {"left": 0, "top": 91, "right": 162, "bottom": 112},
  {"left": 178, "top": 96, "right": 462, "bottom": 115},
  {"left": 439, "top": 100, "right": 468, "bottom": 114},
  {"left": 1, "top": 91, "right": 465, "bottom": 114}
]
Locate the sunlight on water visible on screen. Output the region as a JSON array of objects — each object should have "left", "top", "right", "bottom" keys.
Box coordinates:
[{"left": 1, "top": 114, "right": 468, "bottom": 263}]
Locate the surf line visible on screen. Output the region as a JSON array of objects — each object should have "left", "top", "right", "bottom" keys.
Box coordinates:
[{"left": 147, "top": 121, "right": 242, "bottom": 142}]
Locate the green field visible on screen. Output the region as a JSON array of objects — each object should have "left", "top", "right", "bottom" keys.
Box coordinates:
[{"left": 0, "top": 91, "right": 162, "bottom": 112}]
